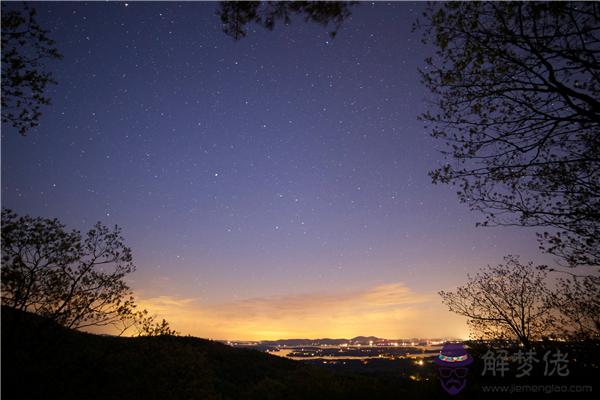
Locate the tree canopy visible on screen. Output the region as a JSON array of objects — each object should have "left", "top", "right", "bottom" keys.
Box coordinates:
[
  {"left": 419, "top": 2, "right": 600, "bottom": 268},
  {"left": 1, "top": 3, "right": 62, "bottom": 135},
  {"left": 441, "top": 255, "right": 600, "bottom": 343},
  {"left": 440, "top": 256, "right": 553, "bottom": 347},
  {"left": 1, "top": 208, "right": 176, "bottom": 336},
  {"left": 546, "top": 270, "right": 600, "bottom": 339},
  {"left": 218, "top": 1, "right": 354, "bottom": 40}
]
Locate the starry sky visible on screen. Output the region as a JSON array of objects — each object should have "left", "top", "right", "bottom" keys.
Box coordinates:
[{"left": 1, "top": 1, "right": 555, "bottom": 340}]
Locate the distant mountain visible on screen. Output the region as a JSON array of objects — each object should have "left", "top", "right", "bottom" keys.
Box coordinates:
[
  {"left": 238, "top": 336, "right": 422, "bottom": 347},
  {"left": 350, "top": 336, "right": 382, "bottom": 343},
  {"left": 258, "top": 338, "right": 350, "bottom": 346},
  {"left": 1, "top": 307, "right": 420, "bottom": 400}
]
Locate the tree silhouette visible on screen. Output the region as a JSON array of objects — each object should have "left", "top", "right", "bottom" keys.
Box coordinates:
[
  {"left": 1, "top": 208, "right": 176, "bottom": 336},
  {"left": 545, "top": 269, "right": 600, "bottom": 340},
  {"left": 419, "top": 2, "right": 600, "bottom": 268},
  {"left": 439, "top": 256, "right": 552, "bottom": 347},
  {"left": 218, "top": 1, "right": 355, "bottom": 40},
  {"left": 1, "top": 3, "right": 62, "bottom": 135}
]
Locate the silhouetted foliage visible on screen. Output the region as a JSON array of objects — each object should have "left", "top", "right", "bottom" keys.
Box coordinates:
[
  {"left": 218, "top": 1, "right": 355, "bottom": 40},
  {"left": 545, "top": 270, "right": 600, "bottom": 340},
  {"left": 419, "top": 2, "right": 600, "bottom": 268},
  {"left": 1, "top": 3, "right": 62, "bottom": 135},
  {"left": 1, "top": 208, "right": 176, "bottom": 336},
  {"left": 440, "top": 256, "right": 553, "bottom": 347}
]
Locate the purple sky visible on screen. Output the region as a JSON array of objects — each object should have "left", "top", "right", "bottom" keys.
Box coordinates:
[{"left": 1, "top": 2, "right": 555, "bottom": 339}]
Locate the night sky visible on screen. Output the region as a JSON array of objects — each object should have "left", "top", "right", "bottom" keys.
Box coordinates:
[{"left": 2, "top": 1, "right": 554, "bottom": 340}]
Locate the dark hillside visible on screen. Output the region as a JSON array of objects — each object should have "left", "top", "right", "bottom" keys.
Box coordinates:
[
  {"left": 2, "top": 307, "right": 597, "bottom": 399},
  {"left": 1, "top": 307, "right": 420, "bottom": 400}
]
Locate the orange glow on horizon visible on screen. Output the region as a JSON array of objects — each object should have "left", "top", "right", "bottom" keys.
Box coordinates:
[{"left": 88, "top": 282, "right": 469, "bottom": 340}]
